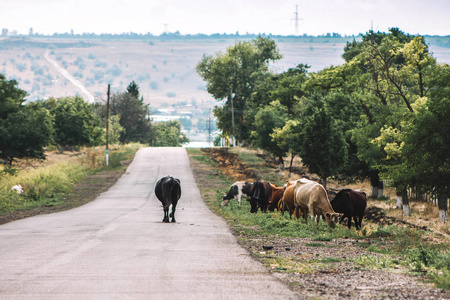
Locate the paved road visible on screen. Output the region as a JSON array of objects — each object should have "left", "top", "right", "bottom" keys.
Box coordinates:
[{"left": 0, "top": 148, "right": 299, "bottom": 299}]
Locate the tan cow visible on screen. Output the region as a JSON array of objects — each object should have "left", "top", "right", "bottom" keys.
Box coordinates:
[
  {"left": 279, "top": 180, "right": 299, "bottom": 218},
  {"left": 292, "top": 178, "right": 341, "bottom": 228}
]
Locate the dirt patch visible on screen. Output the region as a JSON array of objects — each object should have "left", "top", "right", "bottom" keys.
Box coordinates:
[
  {"left": 191, "top": 147, "right": 450, "bottom": 299},
  {"left": 245, "top": 235, "right": 448, "bottom": 300},
  {"left": 201, "top": 147, "right": 259, "bottom": 181}
]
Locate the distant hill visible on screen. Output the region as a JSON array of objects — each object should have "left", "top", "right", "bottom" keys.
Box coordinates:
[{"left": 1, "top": 35, "right": 449, "bottom": 108}]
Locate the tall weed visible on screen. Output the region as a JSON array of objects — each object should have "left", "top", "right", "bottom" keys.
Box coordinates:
[
  {"left": 0, "top": 161, "right": 89, "bottom": 213},
  {"left": 0, "top": 144, "right": 141, "bottom": 214}
]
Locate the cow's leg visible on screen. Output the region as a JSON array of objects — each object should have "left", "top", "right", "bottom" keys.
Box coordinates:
[
  {"left": 339, "top": 214, "right": 345, "bottom": 225},
  {"left": 261, "top": 200, "right": 268, "bottom": 213},
  {"left": 237, "top": 194, "right": 241, "bottom": 207},
  {"left": 308, "top": 204, "right": 316, "bottom": 225},
  {"left": 302, "top": 208, "right": 309, "bottom": 225},
  {"left": 348, "top": 215, "right": 353, "bottom": 229},
  {"left": 356, "top": 214, "right": 363, "bottom": 229},
  {"left": 163, "top": 208, "right": 170, "bottom": 223},
  {"left": 170, "top": 205, "right": 176, "bottom": 223}
]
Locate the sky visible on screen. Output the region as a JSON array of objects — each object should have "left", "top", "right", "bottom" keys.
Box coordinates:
[{"left": 1, "top": 0, "right": 449, "bottom": 36}]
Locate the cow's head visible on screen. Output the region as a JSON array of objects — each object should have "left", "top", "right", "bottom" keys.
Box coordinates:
[
  {"left": 324, "top": 212, "right": 342, "bottom": 228},
  {"left": 221, "top": 184, "right": 239, "bottom": 207}
]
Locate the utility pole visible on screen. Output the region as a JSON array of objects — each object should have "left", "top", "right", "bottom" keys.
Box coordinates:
[
  {"left": 230, "top": 87, "right": 236, "bottom": 147},
  {"left": 292, "top": 5, "right": 303, "bottom": 36},
  {"left": 206, "top": 108, "right": 213, "bottom": 146},
  {"left": 106, "top": 84, "right": 110, "bottom": 166}
]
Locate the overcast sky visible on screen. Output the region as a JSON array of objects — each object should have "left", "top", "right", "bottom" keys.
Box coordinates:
[{"left": 1, "top": 0, "right": 449, "bottom": 36}]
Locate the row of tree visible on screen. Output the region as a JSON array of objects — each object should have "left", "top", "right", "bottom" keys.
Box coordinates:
[
  {"left": 0, "top": 78, "right": 189, "bottom": 166},
  {"left": 196, "top": 29, "right": 449, "bottom": 222}
]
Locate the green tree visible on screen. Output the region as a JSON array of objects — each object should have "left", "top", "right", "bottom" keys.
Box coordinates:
[
  {"left": 271, "top": 119, "right": 303, "bottom": 177},
  {"left": 250, "top": 101, "right": 288, "bottom": 169},
  {"left": 108, "top": 114, "right": 124, "bottom": 145},
  {"left": 0, "top": 101, "right": 53, "bottom": 164},
  {"left": 0, "top": 75, "right": 52, "bottom": 164},
  {"left": 0, "top": 74, "right": 27, "bottom": 119},
  {"left": 401, "top": 64, "right": 450, "bottom": 222},
  {"left": 126, "top": 80, "right": 140, "bottom": 99},
  {"left": 340, "top": 29, "right": 437, "bottom": 200},
  {"left": 110, "top": 91, "right": 151, "bottom": 144},
  {"left": 152, "top": 120, "right": 189, "bottom": 147},
  {"left": 196, "top": 36, "right": 282, "bottom": 142},
  {"left": 270, "top": 64, "right": 310, "bottom": 116},
  {"left": 95, "top": 82, "right": 152, "bottom": 145},
  {"left": 297, "top": 96, "right": 348, "bottom": 189},
  {"left": 47, "top": 96, "right": 103, "bottom": 151}
]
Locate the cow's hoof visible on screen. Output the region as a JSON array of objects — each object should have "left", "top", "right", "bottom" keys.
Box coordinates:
[
  {"left": 163, "top": 218, "right": 170, "bottom": 223},
  {"left": 171, "top": 218, "right": 176, "bottom": 223}
]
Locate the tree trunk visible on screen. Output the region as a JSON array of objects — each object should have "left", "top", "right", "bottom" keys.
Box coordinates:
[
  {"left": 396, "top": 190, "right": 402, "bottom": 208},
  {"left": 278, "top": 155, "right": 285, "bottom": 171},
  {"left": 370, "top": 172, "right": 379, "bottom": 198},
  {"left": 438, "top": 191, "right": 448, "bottom": 223},
  {"left": 402, "top": 188, "right": 411, "bottom": 216},
  {"left": 378, "top": 180, "right": 384, "bottom": 199},
  {"left": 288, "top": 153, "right": 295, "bottom": 178},
  {"left": 322, "top": 177, "right": 328, "bottom": 190}
]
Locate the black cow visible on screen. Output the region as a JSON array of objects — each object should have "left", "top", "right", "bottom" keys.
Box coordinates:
[
  {"left": 331, "top": 189, "right": 367, "bottom": 229},
  {"left": 155, "top": 175, "right": 181, "bottom": 223},
  {"left": 249, "top": 181, "right": 272, "bottom": 213},
  {"left": 221, "top": 181, "right": 253, "bottom": 207}
]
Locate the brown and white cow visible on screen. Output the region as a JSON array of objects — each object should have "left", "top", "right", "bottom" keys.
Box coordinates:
[
  {"left": 292, "top": 178, "right": 341, "bottom": 228},
  {"left": 221, "top": 181, "right": 253, "bottom": 207}
]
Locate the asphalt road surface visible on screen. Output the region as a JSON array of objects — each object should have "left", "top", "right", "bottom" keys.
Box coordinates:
[{"left": 0, "top": 147, "right": 299, "bottom": 299}]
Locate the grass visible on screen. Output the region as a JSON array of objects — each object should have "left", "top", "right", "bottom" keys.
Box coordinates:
[
  {"left": 231, "top": 147, "right": 285, "bottom": 185},
  {"left": 187, "top": 147, "right": 450, "bottom": 290},
  {"left": 0, "top": 144, "right": 141, "bottom": 216}
]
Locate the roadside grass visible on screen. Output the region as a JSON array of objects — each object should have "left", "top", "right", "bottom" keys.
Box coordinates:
[
  {"left": 0, "top": 144, "right": 141, "bottom": 216},
  {"left": 187, "top": 147, "right": 450, "bottom": 290}
]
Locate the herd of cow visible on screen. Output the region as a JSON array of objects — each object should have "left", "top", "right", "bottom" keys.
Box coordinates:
[{"left": 221, "top": 178, "right": 368, "bottom": 229}]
